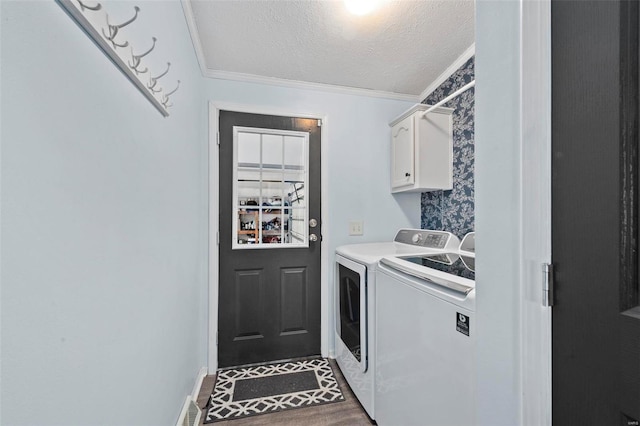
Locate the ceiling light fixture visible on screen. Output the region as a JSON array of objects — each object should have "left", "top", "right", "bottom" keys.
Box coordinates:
[{"left": 344, "top": 0, "right": 382, "bottom": 16}]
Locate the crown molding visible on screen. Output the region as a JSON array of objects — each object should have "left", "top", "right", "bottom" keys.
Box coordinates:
[
  {"left": 181, "top": 0, "right": 209, "bottom": 76},
  {"left": 418, "top": 43, "right": 475, "bottom": 102},
  {"left": 203, "top": 69, "right": 420, "bottom": 102}
]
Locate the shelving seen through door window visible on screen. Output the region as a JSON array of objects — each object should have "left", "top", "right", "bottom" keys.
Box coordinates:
[{"left": 232, "top": 126, "right": 309, "bottom": 249}]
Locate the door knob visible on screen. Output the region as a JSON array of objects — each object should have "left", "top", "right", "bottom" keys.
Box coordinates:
[
  {"left": 309, "top": 218, "right": 318, "bottom": 228},
  {"left": 309, "top": 233, "right": 318, "bottom": 242}
]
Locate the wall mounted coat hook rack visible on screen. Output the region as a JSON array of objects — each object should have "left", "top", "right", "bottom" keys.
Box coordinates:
[{"left": 57, "top": 0, "right": 179, "bottom": 117}]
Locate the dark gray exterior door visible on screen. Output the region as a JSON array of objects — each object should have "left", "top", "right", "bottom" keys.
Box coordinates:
[
  {"left": 218, "top": 111, "right": 322, "bottom": 368},
  {"left": 551, "top": 0, "right": 640, "bottom": 424}
]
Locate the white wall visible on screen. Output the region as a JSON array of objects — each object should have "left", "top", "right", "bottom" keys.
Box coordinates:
[
  {"left": 203, "top": 79, "right": 417, "bottom": 363},
  {"left": 475, "top": 0, "right": 522, "bottom": 425},
  {"left": 0, "top": 1, "right": 208, "bottom": 425}
]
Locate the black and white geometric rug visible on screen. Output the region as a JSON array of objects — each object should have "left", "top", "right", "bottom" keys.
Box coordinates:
[{"left": 204, "top": 358, "right": 344, "bottom": 423}]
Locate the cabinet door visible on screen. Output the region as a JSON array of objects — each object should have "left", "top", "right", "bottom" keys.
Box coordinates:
[{"left": 391, "top": 115, "right": 415, "bottom": 189}]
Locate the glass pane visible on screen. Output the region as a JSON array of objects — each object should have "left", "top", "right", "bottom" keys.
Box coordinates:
[
  {"left": 262, "top": 207, "right": 283, "bottom": 245},
  {"left": 339, "top": 264, "right": 362, "bottom": 361},
  {"left": 262, "top": 134, "right": 283, "bottom": 167},
  {"left": 261, "top": 169, "right": 283, "bottom": 185},
  {"left": 289, "top": 207, "right": 306, "bottom": 243},
  {"left": 237, "top": 168, "right": 260, "bottom": 182},
  {"left": 237, "top": 132, "right": 260, "bottom": 165},
  {"left": 237, "top": 180, "right": 261, "bottom": 209},
  {"left": 286, "top": 176, "right": 306, "bottom": 207},
  {"left": 284, "top": 136, "right": 305, "bottom": 169},
  {"left": 233, "top": 126, "right": 308, "bottom": 249},
  {"left": 237, "top": 210, "right": 258, "bottom": 246}
]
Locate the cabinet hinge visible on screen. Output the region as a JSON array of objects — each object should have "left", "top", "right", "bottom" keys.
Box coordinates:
[
  {"left": 216, "top": 231, "right": 219, "bottom": 245},
  {"left": 216, "top": 132, "right": 220, "bottom": 146},
  {"left": 542, "top": 263, "right": 554, "bottom": 307},
  {"left": 216, "top": 331, "right": 218, "bottom": 345},
  {"left": 317, "top": 119, "right": 322, "bottom": 127}
]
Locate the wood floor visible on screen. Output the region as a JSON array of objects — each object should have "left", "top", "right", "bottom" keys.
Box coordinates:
[{"left": 196, "top": 359, "right": 374, "bottom": 426}]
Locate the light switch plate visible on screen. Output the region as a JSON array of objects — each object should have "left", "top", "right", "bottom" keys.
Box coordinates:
[{"left": 349, "top": 221, "right": 364, "bottom": 236}]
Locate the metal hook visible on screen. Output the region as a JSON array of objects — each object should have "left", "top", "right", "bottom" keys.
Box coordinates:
[
  {"left": 161, "top": 80, "right": 180, "bottom": 107},
  {"left": 106, "top": 34, "right": 128, "bottom": 49},
  {"left": 112, "top": 6, "right": 140, "bottom": 29},
  {"left": 131, "top": 37, "right": 156, "bottom": 60},
  {"left": 148, "top": 62, "right": 170, "bottom": 90},
  {"left": 77, "top": 0, "right": 102, "bottom": 12},
  {"left": 164, "top": 80, "right": 180, "bottom": 98},
  {"left": 128, "top": 37, "right": 156, "bottom": 74},
  {"left": 131, "top": 63, "right": 148, "bottom": 75},
  {"left": 101, "top": 6, "right": 139, "bottom": 48}
]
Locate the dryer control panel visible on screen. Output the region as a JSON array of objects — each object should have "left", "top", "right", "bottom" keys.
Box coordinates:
[{"left": 394, "top": 229, "right": 460, "bottom": 250}]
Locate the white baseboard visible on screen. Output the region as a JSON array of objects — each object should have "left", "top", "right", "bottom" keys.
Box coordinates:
[{"left": 191, "top": 366, "right": 208, "bottom": 400}]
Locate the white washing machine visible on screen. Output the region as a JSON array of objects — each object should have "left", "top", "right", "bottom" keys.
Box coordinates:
[
  {"left": 334, "top": 229, "right": 460, "bottom": 420},
  {"left": 374, "top": 232, "right": 476, "bottom": 426}
]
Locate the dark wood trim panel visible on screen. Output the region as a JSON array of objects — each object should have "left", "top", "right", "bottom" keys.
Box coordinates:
[{"left": 620, "top": 0, "right": 639, "bottom": 313}]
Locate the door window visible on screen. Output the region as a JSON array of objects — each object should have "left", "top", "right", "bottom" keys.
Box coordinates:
[
  {"left": 338, "top": 264, "right": 362, "bottom": 362},
  {"left": 232, "top": 126, "right": 309, "bottom": 249}
]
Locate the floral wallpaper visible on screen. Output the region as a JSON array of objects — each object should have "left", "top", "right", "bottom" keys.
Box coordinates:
[{"left": 421, "top": 56, "right": 475, "bottom": 239}]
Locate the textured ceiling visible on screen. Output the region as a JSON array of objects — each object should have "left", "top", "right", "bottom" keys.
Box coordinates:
[{"left": 187, "top": 0, "right": 474, "bottom": 98}]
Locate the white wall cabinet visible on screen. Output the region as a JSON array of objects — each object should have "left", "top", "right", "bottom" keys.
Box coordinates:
[{"left": 389, "top": 104, "right": 453, "bottom": 193}]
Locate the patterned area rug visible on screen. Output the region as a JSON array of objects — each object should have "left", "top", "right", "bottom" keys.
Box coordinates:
[{"left": 204, "top": 358, "right": 344, "bottom": 423}]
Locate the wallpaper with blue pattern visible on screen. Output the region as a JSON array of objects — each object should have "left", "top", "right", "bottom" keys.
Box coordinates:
[{"left": 421, "top": 56, "right": 474, "bottom": 239}]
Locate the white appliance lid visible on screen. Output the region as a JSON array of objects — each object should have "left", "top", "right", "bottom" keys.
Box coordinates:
[{"left": 380, "top": 254, "right": 475, "bottom": 295}]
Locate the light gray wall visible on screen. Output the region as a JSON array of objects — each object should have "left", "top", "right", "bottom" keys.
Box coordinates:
[
  {"left": 475, "top": 0, "right": 522, "bottom": 425},
  {"left": 0, "top": 1, "right": 208, "bottom": 425}
]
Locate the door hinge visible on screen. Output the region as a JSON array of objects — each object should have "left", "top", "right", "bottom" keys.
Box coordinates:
[
  {"left": 317, "top": 119, "right": 322, "bottom": 127},
  {"left": 216, "top": 132, "right": 220, "bottom": 146},
  {"left": 216, "top": 231, "right": 219, "bottom": 245},
  {"left": 542, "top": 263, "right": 554, "bottom": 307},
  {"left": 216, "top": 331, "right": 218, "bottom": 345}
]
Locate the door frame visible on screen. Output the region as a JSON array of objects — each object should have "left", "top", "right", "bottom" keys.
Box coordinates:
[
  {"left": 208, "top": 101, "right": 329, "bottom": 372},
  {"left": 478, "top": 0, "right": 552, "bottom": 423},
  {"left": 521, "top": 0, "right": 552, "bottom": 424}
]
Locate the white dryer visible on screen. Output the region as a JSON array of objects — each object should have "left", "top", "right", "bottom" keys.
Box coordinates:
[{"left": 334, "top": 229, "right": 460, "bottom": 420}]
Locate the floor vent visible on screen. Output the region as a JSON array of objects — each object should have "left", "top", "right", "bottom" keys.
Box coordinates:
[{"left": 177, "top": 397, "right": 201, "bottom": 426}]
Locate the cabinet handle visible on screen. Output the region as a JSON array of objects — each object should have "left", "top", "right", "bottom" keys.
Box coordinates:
[{"left": 405, "top": 172, "right": 411, "bottom": 177}]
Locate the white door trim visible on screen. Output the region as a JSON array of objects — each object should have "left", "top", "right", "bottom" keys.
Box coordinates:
[
  {"left": 520, "top": 0, "right": 552, "bottom": 424},
  {"left": 208, "top": 101, "right": 329, "bottom": 373}
]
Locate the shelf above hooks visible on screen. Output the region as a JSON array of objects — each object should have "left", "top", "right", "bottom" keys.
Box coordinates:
[{"left": 57, "top": 0, "right": 180, "bottom": 117}]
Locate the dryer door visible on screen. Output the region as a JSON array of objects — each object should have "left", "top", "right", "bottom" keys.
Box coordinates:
[{"left": 336, "top": 255, "right": 367, "bottom": 372}]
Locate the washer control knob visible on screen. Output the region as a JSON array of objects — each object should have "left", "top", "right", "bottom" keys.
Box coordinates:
[{"left": 411, "top": 233, "right": 423, "bottom": 244}]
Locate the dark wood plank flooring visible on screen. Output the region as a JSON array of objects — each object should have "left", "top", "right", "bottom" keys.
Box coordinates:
[{"left": 196, "top": 359, "right": 374, "bottom": 426}]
